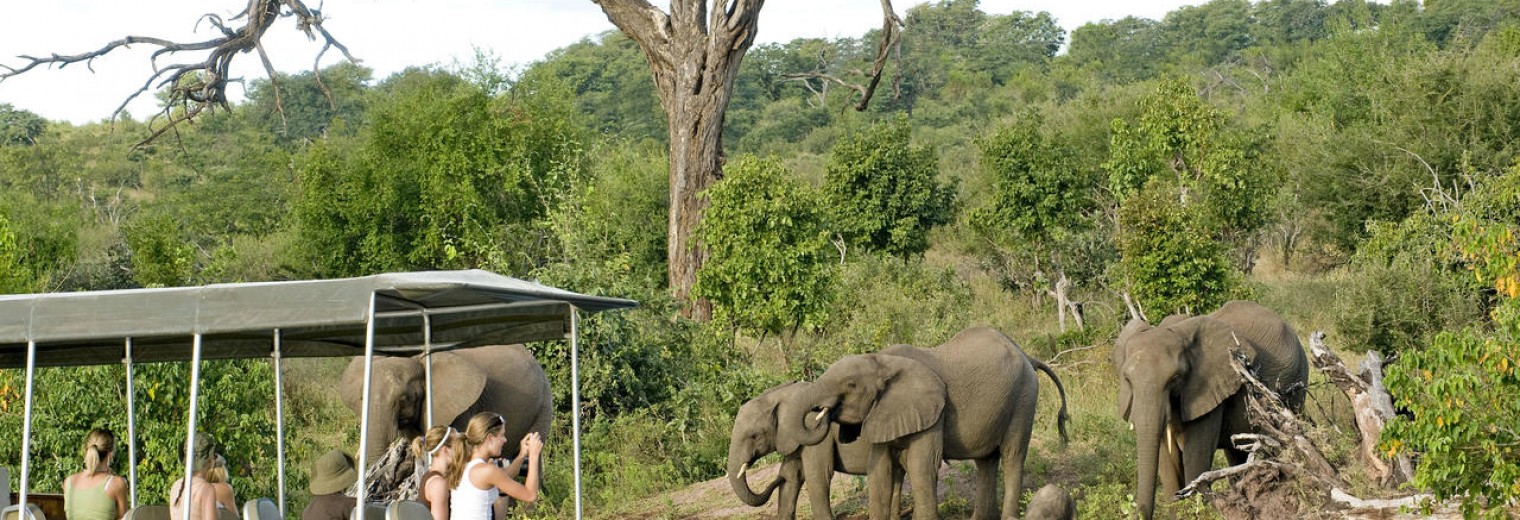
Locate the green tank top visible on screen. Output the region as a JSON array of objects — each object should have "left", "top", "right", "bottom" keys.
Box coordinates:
[{"left": 65, "top": 475, "right": 119, "bottom": 520}]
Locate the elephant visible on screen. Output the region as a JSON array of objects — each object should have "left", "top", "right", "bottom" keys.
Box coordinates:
[
  {"left": 1024, "top": 484, "right": 1074, "bottom": 520},
  {"left": 340, "top": 344, "right": 553, "bottom": 463},
  {"left": 786, "top": 327, "right": 1071, "bottom": 520},
  {"left": 727, "top": 381, "right": 903, "bottom": 520},
  {"left": 1112, "top": 300, "right": 1308, "bottom": 519}
]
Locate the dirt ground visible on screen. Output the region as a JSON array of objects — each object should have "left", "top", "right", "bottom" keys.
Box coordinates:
[{"left": 605, "top": 459, "right": 1470, "bottom": 519}]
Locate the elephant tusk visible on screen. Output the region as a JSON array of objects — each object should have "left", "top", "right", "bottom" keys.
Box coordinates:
[
  {"left": 1166, "top": 426, "right": 1176, "bottom": 456},
  {"left": 814, "top": 407, "right": 829, "bottom": 423},
  {"left": 1128, "top": 422, "right": 1134, "bottom": 431},
  {"left": 738, "top": 462, "right": 749, "bottom": 479}
]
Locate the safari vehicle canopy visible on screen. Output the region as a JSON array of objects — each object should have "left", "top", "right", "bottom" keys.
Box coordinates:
[{"left": 0, "top": 269, "right": 637, "bottom": 520}]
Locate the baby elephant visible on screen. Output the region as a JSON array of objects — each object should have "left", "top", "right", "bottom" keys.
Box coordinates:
[{"left": 1025, "top": 484, "right": 1075, "bottom": 520}]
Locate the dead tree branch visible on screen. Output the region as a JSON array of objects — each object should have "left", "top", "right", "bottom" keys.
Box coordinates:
[
  {"left": 781, "top": 0, "right": 903, "bottom": 111},
  {"left": 0, "top": 0, "right": 354, "bottom": 146},
  {"left": 1308, "top": 331, "right": 1413, "bottom": 486},
  {"left": 350, "top": 437, "right": 419, "bottom": 502},
  {"left": 1176, "top": 346, "right": 1339, "bottom": 502},
  {"left": 857, "top": 0, "right": 904, "bottom": 111}
]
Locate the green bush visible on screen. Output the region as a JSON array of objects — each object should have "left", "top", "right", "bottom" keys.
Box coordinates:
[
  {"left": 694, "top": 154, "right": 837, "bottom": 338},
  {"left": 1334, "top": 215, "right": 1483, "bottom": 356},
  {"left": 0, "top": 360, "right": 284, "bottom": 506},
  {"left": 824, "top": 115, "right": 957, "bottom": 260},
  {"left": 1114, "top": 181, "right": 1240, "bottom": 316}
]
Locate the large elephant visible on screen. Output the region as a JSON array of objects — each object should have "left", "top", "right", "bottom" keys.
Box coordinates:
[
  {"left": 727, "top": 381, "right": 903, "bottom": 520},
  {"left": 340, "top": 344, "right": 553, "bottom": 463},
  {"left": 1112, "top": 300, "right": 1308, "bottom": 519},
  {"left": 787, "top": 327, "right": 1071, "bottom": 520}
]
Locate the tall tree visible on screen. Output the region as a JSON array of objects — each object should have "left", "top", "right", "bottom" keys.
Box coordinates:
[{"left": 591, "top": 0, "right": 903, "bottom": 318}]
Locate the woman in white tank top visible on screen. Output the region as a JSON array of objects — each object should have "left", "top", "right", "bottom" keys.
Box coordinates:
[{"left": 447, "top": 412, "right": 543, "bottom": 520}]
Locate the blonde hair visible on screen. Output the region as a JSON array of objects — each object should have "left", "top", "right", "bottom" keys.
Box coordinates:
[
  {"left": 411, "top": 425, "right": 459, "bottom": 460},
  {"left": 445, "top": 413, "right": 505, "bottom": 489},
  {"left": 204, "top": 455, "right": 229, "bottom": 484},
  {"left": 82, "top": 429, "right": 116, "bottom": 473}
]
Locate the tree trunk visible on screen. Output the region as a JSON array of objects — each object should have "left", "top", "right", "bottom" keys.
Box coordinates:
[
  {"left": 593, "top": 0, "right": 765, "bottom": 321},
  {"left": 1045, "top": 270, "right": 1085, "bottom": 333},
  {"left": 594, "top": 1, "right": 902, "bottom": 320}
]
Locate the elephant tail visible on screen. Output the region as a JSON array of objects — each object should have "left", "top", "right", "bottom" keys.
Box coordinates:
[{"left": 1030, "top": 357, "right": 1071, "bottom": 447}]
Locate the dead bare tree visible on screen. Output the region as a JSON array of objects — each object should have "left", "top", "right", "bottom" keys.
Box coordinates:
[{"left": 0, "top": 0, "right": 353, "bottom": 145}]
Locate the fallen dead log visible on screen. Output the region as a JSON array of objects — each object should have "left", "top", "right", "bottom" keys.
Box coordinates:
[
  {"left": 1329, "top": 488, "right": 1433, "bottom": 510},
  {"left": 1307, "top": 331, "right": 1412, "bottom": 486}
]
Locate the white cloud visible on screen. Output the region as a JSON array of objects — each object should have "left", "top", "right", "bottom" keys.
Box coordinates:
[{"left": 0, "top": 0, "right": 1203, "bottom": 124}]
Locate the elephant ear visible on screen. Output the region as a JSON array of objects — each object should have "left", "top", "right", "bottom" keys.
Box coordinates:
[
  {"left": 860, "top": 354, "right": 946, "bottom": 444},
  {"left": 424, "top": 351, "right": 488, "bottom": 426},
  {"left": 1177, "top": 317, "right": 1247, "bottom": 422},
  {"left": 1113, "top": 318, "right": 1151, "bottom": 373},
  {"left": 340, "top": 357, "right": 367, "bottom": 414},
  {"left": 1114, "top": 319, "right": 1150, "bottom": 421}
]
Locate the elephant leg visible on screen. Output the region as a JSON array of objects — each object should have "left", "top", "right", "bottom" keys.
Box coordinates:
[
  {"left": 1179, "top": 407, "right": 1225, "bottom": 487},
  {"left": 904, "top": 436, "right": 943, "bottom": 520},
  {"left": 891, "top": 463, "right": 905, "bottom": 518},
  {"left": 867, "top": 444, "right": 899, "bottom": 520},
  {"left": 1000, "top": 398, "right": 1037, "bottom": 520},
  {"left": 972, "top": 457, "right": 999, "bottom": 520},
  {"left": 803, "top": 444, "right": 835, "bottom": 520},
  {"left": 779, "top": 457, "right": 804, "bottom": 520}
]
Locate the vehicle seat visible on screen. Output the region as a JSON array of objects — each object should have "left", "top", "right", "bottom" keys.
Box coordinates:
[
  {"left": 384, "top": 501, "right": 429, "bottom": 520},
  {"left": 123, "top": 505, "right": 171, "bottom": 520},
  {"left": 241, "top": 498, "right": 279, "bottom": 520}
]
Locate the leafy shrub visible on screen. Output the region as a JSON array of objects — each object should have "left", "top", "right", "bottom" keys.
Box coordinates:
[
  {"left": 1114, "top": 181, "right": 1240, "bottom": 316},
  {"left": 694, "top": 154, "right": 837, "bottom": 338},
  {"left": 1383, "top": 163, "right": 1520, "bottom": 518},
  {"left": 806, "top": 255, "right": 974, "bottom": 377},
  {"left": 294, "top": 68, "right": 591, "bottom": 277},
  {"left": 824, "top": 115, "right": 957, "bottom": 260},
  {"left": 1334, "top": 214, "right": 1484, "bottom": 356}
]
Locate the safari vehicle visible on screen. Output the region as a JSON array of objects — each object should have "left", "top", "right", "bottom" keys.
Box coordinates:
[{"left": 0, "top": 270, "right": 636, "bottom": 520}]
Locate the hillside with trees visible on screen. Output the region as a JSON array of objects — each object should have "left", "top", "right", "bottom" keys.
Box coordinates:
[{"left": 3, "top": 0, "right": 1519, "bottom": 517}]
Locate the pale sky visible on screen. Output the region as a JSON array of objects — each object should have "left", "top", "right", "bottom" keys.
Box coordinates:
[{"left": 0, "top": 1, "right": 1205, "bottom": 125}]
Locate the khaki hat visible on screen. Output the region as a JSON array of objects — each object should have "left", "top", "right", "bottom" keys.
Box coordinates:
[{"left": 308, "top": 449, "right": 357, "bottom": 495}]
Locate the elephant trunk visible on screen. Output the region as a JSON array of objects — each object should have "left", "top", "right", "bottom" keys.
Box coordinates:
[
  {"left": 727, "top": 455, "right": 780, "bottom": 507},
  {"left": 1133, "top": 397, "right": 1167, "bottom": 520},
  {"left": 777, "top": 384, "right": 831, "bottom": 453},
  {"left": 361, "top": 404, "right": 400, "bottom": 464}
]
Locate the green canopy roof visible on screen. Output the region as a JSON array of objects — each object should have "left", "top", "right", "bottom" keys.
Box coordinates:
[{"left": 0, "top": 270, "right": 638, "bottom": 368}]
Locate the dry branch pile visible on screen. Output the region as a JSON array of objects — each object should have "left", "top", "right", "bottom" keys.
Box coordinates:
[
  {"left": 347, "top": 438, "right": 419, "bottom": 503},
  {"left": 1176, "top": 331, "right": 1426, "bottom": 518}
]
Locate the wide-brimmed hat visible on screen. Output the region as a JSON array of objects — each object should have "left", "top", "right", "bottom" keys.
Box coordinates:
[{"left": 308, "top": 449, "right": 357, "bottom": 495}]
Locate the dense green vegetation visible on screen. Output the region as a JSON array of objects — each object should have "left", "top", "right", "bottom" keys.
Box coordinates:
[{"left": 4, "top": 0, "right": 1520, "bottom": 517}]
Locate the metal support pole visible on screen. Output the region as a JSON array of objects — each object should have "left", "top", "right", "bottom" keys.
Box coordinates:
[
  {"left": 273, "top": 329, "right": 288, "bottom": 518},
  {"left": 181, "top": 334, "right": 204, "bottom": 520},
  {"left": 570, "top": 307, "right": 583, "bottom": 520},
  {"left": 124, "top": 338, "right": 138, "bottom": 508},
  {"left": 354, "top": 293, "right": 378, "bottom": 517},
  {"left": 19, "top": 339, "right": 36, "bottom": 510},
  {"left": 423, "top": 312, "right": 433, "bottom": 430}
]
